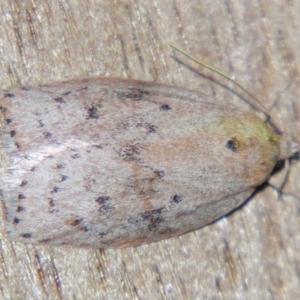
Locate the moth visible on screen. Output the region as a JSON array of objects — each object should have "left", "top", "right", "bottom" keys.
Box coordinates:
[{"left": 0, "top": 51, "right": 296, "bottom": 248}]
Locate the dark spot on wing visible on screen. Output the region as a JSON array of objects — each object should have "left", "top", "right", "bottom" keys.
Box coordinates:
[
  {"left": 136, "top": 122, "right": 157, "bottom": 133},
  {"left": 56, "top": 163, "right": 66, "bottom": 170},
  {"left": 160, "top": 104, "right": 172, "bottom": 110},
  {"left": 99, "top": 231, "right": 108, "bottom": 238},
  {"left": 129, "top": 207, "right": 166, "bottom": 231},
  {"left": 118, "top": 143, "right": 142, "bottom": 162},
  {"left": 141, "top": 208, "right": 165, "bottom": 231},
  {"left": 4, "top": 92, "right": 15, "bottom": 98},
  {"left": 226, "top": 137, "right": 240, "bottom": 152},
  {"left": 18, "top": 194, "right": 25, "bottom": 200},
  {"left": 38, "top": 120, "right": 44, "bottom": 127},
  {"left": 59, "top": 174, "right": 68, "bottom": 182},
  {"left": 10, "top": 130, "right": 16, "bottom": 137},
  {"left": 20, "top": 180, "right": 28, "bottom": 187},
  {"left": 16, "top": 206, "right": 24, "bottom": 212},
  {"left": 13, "top": 217, "right": 20, "bottom": 224},
  {"left": 87, "top": 105, "right": 99, "bottom": 119},
  {"left": 43, "top": 132, "right": 52, "bottom": 138},
  {"left": 96, "top": 196, "right": 115, "bottom": 212},
  {"left": 51, "top": 186, "right": 61, "bottom": 193},
  {"left": 148, "top": 124, "right": 156, "bottom": 133},
  {"left": 54, "top": 97, "right": 65, "bottom": 103},
  {"left": 92, "top": 144, "right": 103, "bottom": 149},
  {"left": 96, "top": 196, "right": 110, "bottom": 204},
  {"left": 71, "top": 218, "right": 83, "bottom": 226},
  {"left": 38, "top": 238, "right": 51, "bottom": 243},
  {"left": 154, "top": 170, "right": 165, "bottom": 178},
  {"left": 21, "top": 233, "right": 32, "bottom": 238},
  {"left": 118, "top": 87, "right": 150, "bottom": 101},
  {"left": 170, "top": 194, "right": 183, "bottom": 204}
]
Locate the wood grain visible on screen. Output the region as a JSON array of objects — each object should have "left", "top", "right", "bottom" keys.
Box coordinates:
[{"left": 0, "top": 0, "right": 299, "bottom": 299}]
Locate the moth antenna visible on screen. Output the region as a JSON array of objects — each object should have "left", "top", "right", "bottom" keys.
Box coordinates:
[{"left": 171, "top": 45, "right": 270, "bottom": 110}]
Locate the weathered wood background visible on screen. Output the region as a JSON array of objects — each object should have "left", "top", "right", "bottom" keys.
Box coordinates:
[{"left": 0, "top": 1, "right": 299, "bottom": 299}]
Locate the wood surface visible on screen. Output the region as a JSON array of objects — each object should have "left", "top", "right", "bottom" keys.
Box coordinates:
[{"left": 0, "top": 0, "right": 299, "bottom": 299}]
